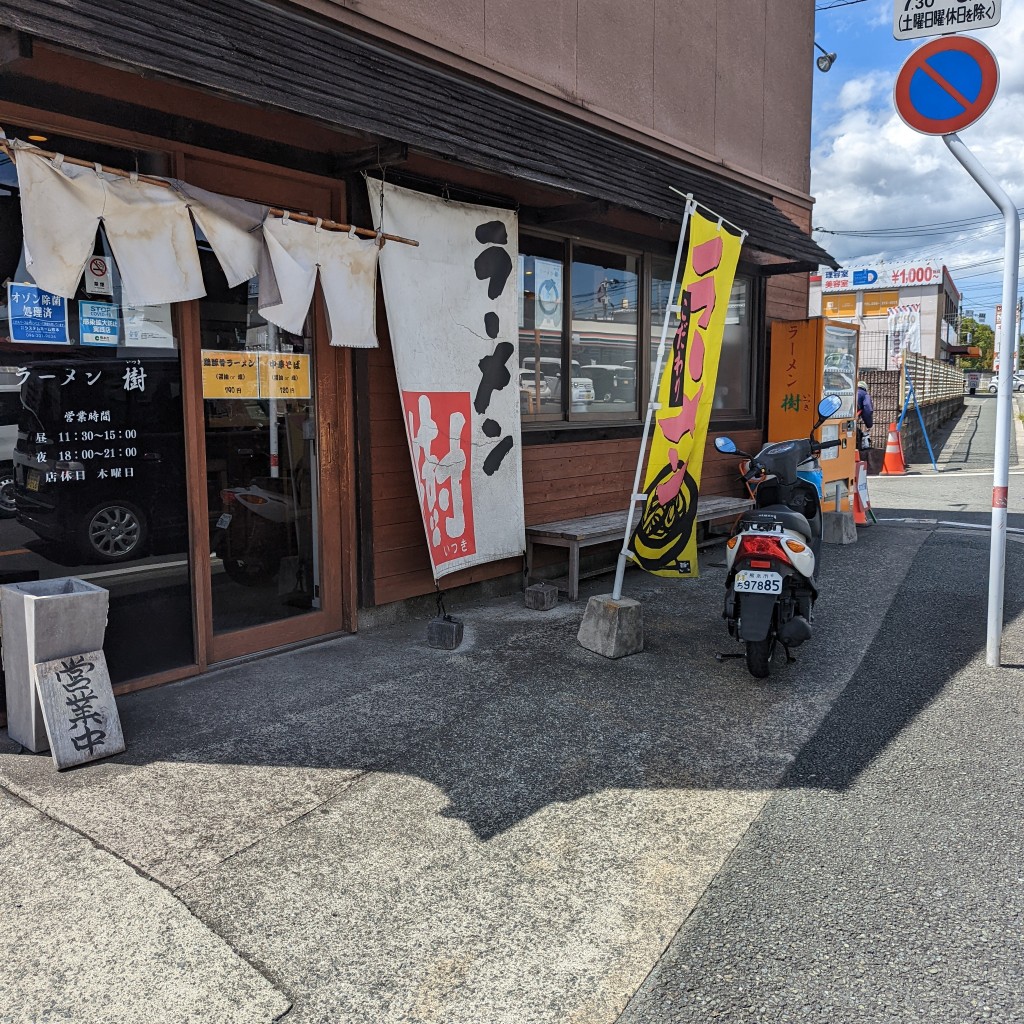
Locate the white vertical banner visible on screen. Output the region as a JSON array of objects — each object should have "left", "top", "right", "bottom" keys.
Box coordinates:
[
  {"left": 367, "top": 180, "right": 525, "bottom": 579},
  {"left": 887, "top": 304, "right": 921, "bottom": 368}
]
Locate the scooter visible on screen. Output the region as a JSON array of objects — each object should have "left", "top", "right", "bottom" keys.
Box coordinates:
[
  {"left": 211, "top": 478, "right": 303, "bottom": 587},
  {"left": 713, "top": 394, "right": 843, "bottom": 678}
]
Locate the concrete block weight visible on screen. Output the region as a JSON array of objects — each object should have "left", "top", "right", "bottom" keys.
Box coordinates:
[
  {"left": 822, "top": 510, "right": 858, "bottom": 545},
  {"left": 577, "top": 595, "right": 643, "bottom": 659},
  {"left": 1, "top": 578, "right": 109, "bottom": 753},
  {"left": 427, "top": 615, "right": 464, "bottom": 650},
  {"left": 524, "top": 582, "right": 558, "bottom": 611}
]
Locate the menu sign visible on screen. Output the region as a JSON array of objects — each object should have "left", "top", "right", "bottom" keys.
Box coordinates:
[
  {"left": 202, "top": 351, "right": 311, "bottom": 400},
  {"left": 258, "top": 353, "right": 311, "bottom": 400},
  {"left": 201, "top": 351, "right": 260, "bottom": 399}
]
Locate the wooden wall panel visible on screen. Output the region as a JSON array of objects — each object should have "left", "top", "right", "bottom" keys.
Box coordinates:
[{"left": 766, "top": 273, "right": 811, "bottom": 323}]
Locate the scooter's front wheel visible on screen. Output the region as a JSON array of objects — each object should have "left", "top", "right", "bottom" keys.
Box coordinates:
[{"left": 745, "top": 635, "right": 776, "bottom": 679}]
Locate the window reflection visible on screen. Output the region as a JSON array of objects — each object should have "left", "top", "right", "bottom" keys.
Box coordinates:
[
  {"left": 651, "top": 261, "right": 753, "bottom": 418},
  {"left": 571, "top": 246, "right": 638, "bottom": 416},
  {"left": 518, "top": 236, "right": 565, "bottom": 422}
]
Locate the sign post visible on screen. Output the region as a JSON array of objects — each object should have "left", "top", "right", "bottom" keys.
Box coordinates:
[
  {"left": 943, "top": 133, "right": 1019, "bottom": 669},
  {"left": 894, "top": 30, "right": 1015, "bottom": 667}
]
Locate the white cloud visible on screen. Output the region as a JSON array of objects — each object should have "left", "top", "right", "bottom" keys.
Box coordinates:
[
  {"left": 866, "top": 0, "right": 890, "bottom": 30},
  {"left": 836, "top": 72, "right": 889, "bottom": 110},
  {"left": 811, "top": 7, "right": 1024, "bottom": 312}
]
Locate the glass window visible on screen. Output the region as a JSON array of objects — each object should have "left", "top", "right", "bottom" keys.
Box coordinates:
[
  {"left": 197, "top": 250, "right": 321, "bottom": 635},
  {"left": 862, "top": 290, "right": 900, "bottom": 317},
  {"left": 824, "top": 323, "right": 858, "bottom": 418},
  {"left": 570, "top": 245, "right": 639, "bottom": 417},
  {"left": 0, "top": 135, "right": 194, "bottom": 685},
  {"left": 823, "top": 293, "right": 856, "bottom": 318},
  {"left": 651, "top": 260, "right": 754, "bottom": 419},
  {"left": 517, "top": 236, "right": 565, "bottom": 423}
]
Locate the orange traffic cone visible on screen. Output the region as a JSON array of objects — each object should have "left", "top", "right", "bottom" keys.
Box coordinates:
[
  {"left": 853, "top": 454, "right": 871, "bottom": 525},
  {"left": 880, "top": 422, "right": 907, "bottom": 475}
]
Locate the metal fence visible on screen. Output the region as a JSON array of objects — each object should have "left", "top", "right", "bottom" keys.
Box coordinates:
[
  {"left": 857, "top": 328, "right": 892, "bottom": 373},
  {"left": 859, "top": 352, "right": 965, "bottom": 461}
]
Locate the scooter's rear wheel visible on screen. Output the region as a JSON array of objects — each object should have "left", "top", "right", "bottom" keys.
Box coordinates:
[{"left": 745, "top": 635, "right": 775, "bottom": 679}]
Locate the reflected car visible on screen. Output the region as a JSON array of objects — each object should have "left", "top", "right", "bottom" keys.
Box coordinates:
[
  {"left": 12, "top": 356, "right": 191, "bottom": 564},
  {"left": 569, "top": 377, "right": 596, "bottom": 406},
  {"left": 0, "top": 378, "right": 20, "bottom": 518},
  {"left": 579, "top": 364, "right": 636, "bottom": 403},
  {"left": 518, "top": 369, "right": 553, "bottom": 406},
  {"left": 13, "top": 361, "right": 280, "bottom": 565}
]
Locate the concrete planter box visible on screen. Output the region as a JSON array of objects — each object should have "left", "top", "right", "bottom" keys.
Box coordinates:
[{"left": 1, "top": 579, "right": 109, "bottom": 753}]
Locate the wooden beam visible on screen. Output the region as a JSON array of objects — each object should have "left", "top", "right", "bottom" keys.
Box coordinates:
[
  {"left": 0, "top": 73, "right": 382, "bottom": 180},
  {"left": 755, "top": 260, "right": 818, "bottom": 277},
  {"left": 525, "top": 200, "right": 608, "bottom": 225},
  {"left": 0, "top": 29, "right": 33, "bottom": 66},
  {"left": 333, "top": 142, "right": 407, "bottom": 176}
]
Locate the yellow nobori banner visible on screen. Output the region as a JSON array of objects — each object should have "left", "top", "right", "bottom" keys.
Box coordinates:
[{"left": 631, "top": 212, "right": 743, "bottom": 578}]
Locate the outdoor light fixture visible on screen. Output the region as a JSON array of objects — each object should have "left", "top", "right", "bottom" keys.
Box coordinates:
[{"left": 814, "top": 42, "right": 837, "bottom": 73}]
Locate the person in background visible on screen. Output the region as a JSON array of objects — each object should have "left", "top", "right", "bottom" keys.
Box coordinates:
[{"left": 857, "top": 379, "right": 874, "bottom": 452}]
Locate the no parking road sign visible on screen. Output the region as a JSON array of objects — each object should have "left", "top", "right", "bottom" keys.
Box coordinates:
[{"left": 894, "top": 35, "right": 999, "bottom": 135}]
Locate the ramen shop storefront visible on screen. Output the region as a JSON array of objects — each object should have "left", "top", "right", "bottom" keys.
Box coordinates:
[{"left": 0, "top": 125, "right": 358, "bottom": 705}]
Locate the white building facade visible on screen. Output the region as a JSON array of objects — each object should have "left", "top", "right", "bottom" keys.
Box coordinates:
[{"left": 809, "top": 261, "right": 961, "bottom": 370}]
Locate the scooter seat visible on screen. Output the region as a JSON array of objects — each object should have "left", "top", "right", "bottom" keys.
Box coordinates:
[{"left": 740, "top": 505, "right": 813, "bottom": 540}]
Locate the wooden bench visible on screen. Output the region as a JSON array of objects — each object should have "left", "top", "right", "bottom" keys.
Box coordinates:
[{"left": 525, "top": 495, "right": 754, "bottom": 600}]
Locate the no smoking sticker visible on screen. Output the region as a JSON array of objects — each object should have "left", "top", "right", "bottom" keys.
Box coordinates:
[{"left": 86, "top": 255, "right": 112, "bottom": 296}]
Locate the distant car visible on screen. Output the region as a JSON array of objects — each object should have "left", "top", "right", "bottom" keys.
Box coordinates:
[{"left": 988, "top": 371, "right": 1024, "bottom": 393}]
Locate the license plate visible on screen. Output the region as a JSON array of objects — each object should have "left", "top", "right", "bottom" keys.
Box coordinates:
[
  {"left": 734, "top": 570, "right": 783, "bottom": 594},
  {"left": 216, "top": 513, "right": 232, "bottom": 529},
  {"left": 26, "top": 470, "right": 39, "bottom": 492},
  {"left": 746, "top": 522, "right": 783, "bottom": 534}
]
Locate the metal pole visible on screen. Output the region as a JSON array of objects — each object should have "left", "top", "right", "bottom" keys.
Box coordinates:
[
  {"left": 267, "top": 323, "right": 280, "bottom": 480},
  {"left": 944, "top": 132, "right": 1020, "bottom": 667}
]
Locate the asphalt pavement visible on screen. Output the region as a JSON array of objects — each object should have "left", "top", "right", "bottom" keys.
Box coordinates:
[
  {"left": 618, "top": 393, "right": 1024, "bottom": 1023},
  {"left": 1, "top": 394, "right": 1022, "bottom": 1023}
]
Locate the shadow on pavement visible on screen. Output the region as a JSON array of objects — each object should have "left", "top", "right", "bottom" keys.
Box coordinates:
[
  {"left": 1, "top": 523, "right": 999, "bottom": 847},
  {"left": 784, "top": 530, "right": 1023, "bottom": 791}
]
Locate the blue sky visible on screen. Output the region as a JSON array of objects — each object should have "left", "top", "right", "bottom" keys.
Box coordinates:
[{"left": 810, "top": 0, "right": 1023, "bottom": 321}]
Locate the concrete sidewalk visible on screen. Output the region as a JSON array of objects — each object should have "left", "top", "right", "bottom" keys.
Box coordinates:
[{"left": 1, "top": 524, "right": 934, "bottom": 1023}]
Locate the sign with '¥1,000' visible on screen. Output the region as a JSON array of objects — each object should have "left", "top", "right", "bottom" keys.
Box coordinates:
[{"left": 894, "top": 34, "right": 999, "bottom": 135}]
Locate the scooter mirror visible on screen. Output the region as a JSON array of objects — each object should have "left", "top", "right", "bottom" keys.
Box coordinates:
[
  {"left": 817, "top": 394, "right": 842, "bottom": 420},
  {"left": 714, "top": 436, "right": 738, "bottom": 454}
]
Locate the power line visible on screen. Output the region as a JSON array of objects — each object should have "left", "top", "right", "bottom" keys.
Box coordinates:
[
  {"left": 814, "top": 209, "right": 1024, "bottom": 239},
  {"left": 815, "top": 0, "right": 868, "bottom": 9}
]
